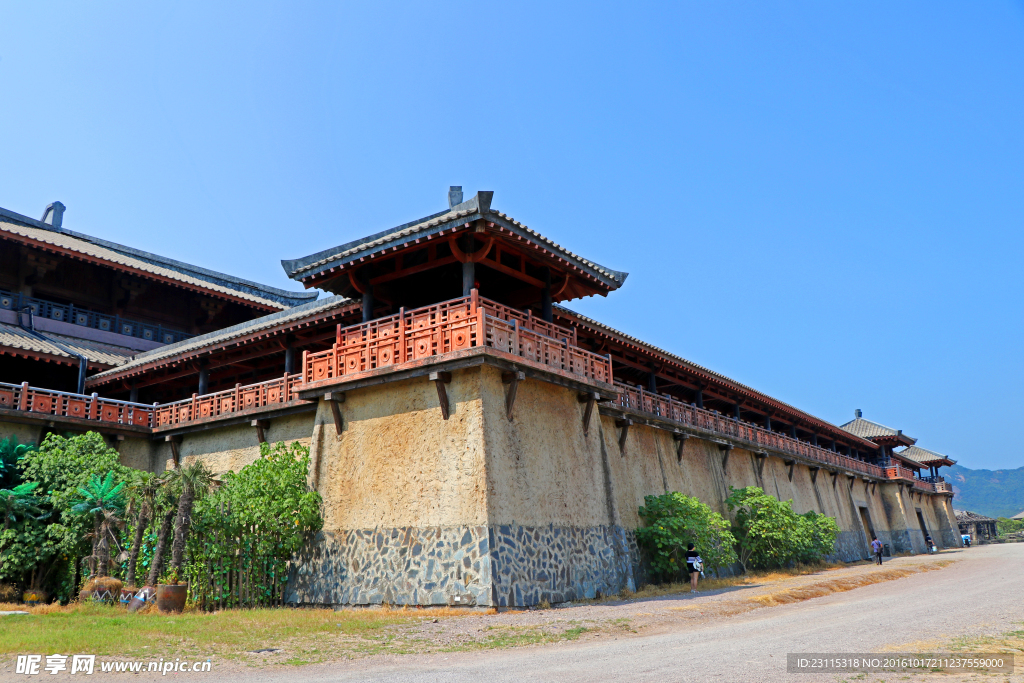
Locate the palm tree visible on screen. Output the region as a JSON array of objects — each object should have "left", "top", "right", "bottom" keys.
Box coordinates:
[
  {"left": 71, "top": 472, "right": 126, "bottom": 577},
  {"left": 0, "top": 481, "right": 48, "bottom": 530},
  {"left": 146, "top": 506, "right": 175, "bottom": 586},
  {"left": 124, "top": 471, "right": 161, "bottom": 587},
  {"left": 167, "top": 461, "right": 213, "bottom": 574}
]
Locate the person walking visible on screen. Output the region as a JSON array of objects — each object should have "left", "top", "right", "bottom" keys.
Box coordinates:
[
  {"left": 871, "top": 537, "right": 883, "bottom": 565},
  {"left": 925, "top": 534, "right": 935, "bottom": 553},
  {"left": 686, "top": 543, "right": 701, "bottom": 593}
]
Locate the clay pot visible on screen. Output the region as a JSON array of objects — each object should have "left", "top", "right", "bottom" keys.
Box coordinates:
[
  {"left": 79, "top": 577, "right": 122, "bottom": 604},
  {"left": 22, "top": 589, "right": 49, "bottom": 606},
  {"left": 119, "top": 586, "right": 138, "bottom": 607},
  {"left": 156, "top": 584, "right": 187, "bottom": 613},
  {"left": 127, "top": 586, "right": 157, "bottom": 613}
]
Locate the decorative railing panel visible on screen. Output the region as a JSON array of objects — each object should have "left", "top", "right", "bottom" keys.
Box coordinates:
[
  {"left": 613, "top": 383, "right": 886, "bottom": 479},
  {"left": 0, "top": 381, "right": 154, "bottom": 427},
  {"left": 885, "top": 465, "right": 918, "bottom": 481},
  {"left": 303, "top": 293, "right": 613, "bottom": 387},
  {"left": 153, "top": 374, "right": 304, "bottom": 428},
  {"left": 0, "top": 288, "right": 192, "bottom": 345}
]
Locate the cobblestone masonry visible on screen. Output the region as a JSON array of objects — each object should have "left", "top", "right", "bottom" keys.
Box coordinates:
[{"left": 286, "top": 524, "right": 643, "bottom": 608}]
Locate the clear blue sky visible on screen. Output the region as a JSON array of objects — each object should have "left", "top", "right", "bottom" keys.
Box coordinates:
[{"left": 1, "top": 3, "right": 1021, "bottom": 470}]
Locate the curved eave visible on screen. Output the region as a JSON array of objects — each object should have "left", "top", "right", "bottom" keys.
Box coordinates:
[{"left": 2, "top": 230, "right": 285, "bottom": 313}]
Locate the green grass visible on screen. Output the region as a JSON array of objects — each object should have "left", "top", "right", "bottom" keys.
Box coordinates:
[{"left": 0, "top": 603, "right": 423, "bottom": 660}]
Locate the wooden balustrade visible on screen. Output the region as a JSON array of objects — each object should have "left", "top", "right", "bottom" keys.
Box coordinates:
[
  {"left": 885, "top": 465, "right": 917, "bottom": 481},
  {"left": 303, "top": 293, "right": 612, "bottom": 387},
  {"left": 0, "top": 381, "right": 154, "bottom": 427},
  {"left": 613, "top": 383, "right": 887, "bottom": 479},
  {"left": 153, "top": 374, "right": 304, "bottom": 428}
]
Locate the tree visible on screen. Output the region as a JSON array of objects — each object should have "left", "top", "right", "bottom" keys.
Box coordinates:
[
  {"left": 0, "top": 436, "right": 35, "bottom": 488},
  {"left": 167, "top": 461, "right": 213, "bottom": 574},
  {"left": 146, "top": 486, "right": 177, "bottom": 586},
  {"left": 636, "top": 492, "right": 737, "bottom": 582},
  {"left": 70, "top": 472, "right": 127, "bottom": 577},
  {"left": 124, "top": 471, "right": 161, "bottom": 587},
  {"left": 726, "top": 486, "right": 839, "bottom": 572},
  {"left": 0, "top": 482, "right": 47, "bottom": 530}
]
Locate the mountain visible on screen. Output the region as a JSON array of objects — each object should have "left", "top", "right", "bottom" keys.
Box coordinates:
[{"left": 946, "top": 464, "right": 1024, "bottom": 519}]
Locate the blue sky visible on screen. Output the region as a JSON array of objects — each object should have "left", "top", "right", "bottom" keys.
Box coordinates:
[{"left": 1, "top": 2, "right": 1021, "bottom": 469}]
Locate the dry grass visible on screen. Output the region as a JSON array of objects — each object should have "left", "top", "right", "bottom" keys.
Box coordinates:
[{"left": 749, "top": 562, "right": 950, "bottom": 608}]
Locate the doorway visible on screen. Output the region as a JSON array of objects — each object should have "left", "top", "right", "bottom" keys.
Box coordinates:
[
  {"left": 916, "top": 509, "right": 929, "bottom": 546},
  {"left": 859, "top": 507, "right": 875, "bottom": 554}
]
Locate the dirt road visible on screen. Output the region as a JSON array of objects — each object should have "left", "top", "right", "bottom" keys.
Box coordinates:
[{"left": 233, "top": 543, "right": 1021, "bottom": 683}]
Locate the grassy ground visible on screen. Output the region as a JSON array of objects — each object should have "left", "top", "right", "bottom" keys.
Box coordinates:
[{"left": 0, "top": 559, "right": 953, "bottom": 666}]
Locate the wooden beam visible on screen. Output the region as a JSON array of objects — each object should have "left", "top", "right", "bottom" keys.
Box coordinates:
[
  {"left": 720, "top": 444, "right": 733, "bottom": 470},
  {"left": 324, "top": 391, "right": 345, "bottom": 436},
  {"left": 579, "top": 391, "right": 598, "bottom": 435},
  {"left": 785, "top": 459, "right": 795, "bottom": 482},
  {"left": 502, "top": 370, "right": 525, "bottom": 421},
  {"left": 830, "top": 470, "right": 839, "bottom": 488},
  {"left": 615, "top": 418, "right": 632, "bottom": 454},
  {"left": 755, "top": 452, "right": 767, "bottom": 478},
  {"left": 165, "top": 435, "right": 182, "bottom": 467},
  {"left": 251, "top": 419, "right": 270, "bottom": 444},
  {"left": 429, "top": 371, "right": 452, "bottom": 420},
  {"left": 673, "top": 432, "right": 688, "bottom": 461},
  {"left": 809, "top": 466, "right": 819, "bottom": 484}
]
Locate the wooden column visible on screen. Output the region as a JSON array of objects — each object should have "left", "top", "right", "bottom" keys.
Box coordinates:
[
  {"left": 462, "top": 235, "right": 475, "bottom": 296},
  {"left": 284, "top": 345, "right": 295, "bottom": 375},
  {"left": 129, "top": 381, "right": 139, "bottom": 404},
  {"left": 541, "top": 267, "right": 553, "bottom": 323},
  {"left": 198, "top": 368, "right": 209, "bottom": 396},
  {"left": 695, "top": 388, "right": 704, "bottom": 410},
  {"left": 362, "top": 288, "right": 374, "bottom": 323}
]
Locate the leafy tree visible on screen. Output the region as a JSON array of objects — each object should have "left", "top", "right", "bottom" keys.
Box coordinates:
[
  {"left": 726, "top": 486, "right": 838, "bottom": 572},
  {"left": 70, "top": 472, "right": 127, "bottom": 577},
  {"left": 146, "top": 481, "right": 178, "bottom": 586},
  {"left": 636, "top": 492, "right": 736, "bottom": 582},
  {"left": 0, "top": 436, "right": 35, "bottom": 488},
  {"left": 18, "top": 432, "right": 131, "bottom": 598},
  {"left": 166, "top": 461, "right": 213, "bottom": 574},
  {"left": 0, "top": 482, "right": 48, "bottom": 530},
  {"left": 996, "top": 517, "right": 1024, "bottom": 536},
  {"left": 185, "top": 442, "right": 323, "bottom": 606}
]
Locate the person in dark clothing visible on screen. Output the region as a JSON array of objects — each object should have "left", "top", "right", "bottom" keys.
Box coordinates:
[
  {"left": 685, "top": 543, "right": 700, "bottom": 592},
  {"left": 925, "top": 534, "right": 935, "bottom": 553}
]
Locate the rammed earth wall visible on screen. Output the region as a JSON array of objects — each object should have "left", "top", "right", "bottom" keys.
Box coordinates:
[{"left": 108, "top": 363, "right": 958, "bottom": 608}]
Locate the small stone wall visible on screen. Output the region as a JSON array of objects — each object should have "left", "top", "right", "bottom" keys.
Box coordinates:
[
  {"left": 286, "top": 526, "right": 492, "bottom": 607},
  {"left": 286, "top": 524, "right": 644, "bottom": 608},
  {"left": 490, "top": 524, "right": 640, "bottom": 607}
]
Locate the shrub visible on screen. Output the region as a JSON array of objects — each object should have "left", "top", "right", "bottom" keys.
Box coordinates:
[
  {"left": 726, "top": 486, "right": 838, "bottom": 572},
  {"left": 636, "top": 492, "right": 737, "bottom": 583}
]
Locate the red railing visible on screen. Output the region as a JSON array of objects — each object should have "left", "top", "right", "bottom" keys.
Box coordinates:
[
  {"left": 0, "top": 381, "right": 154, "bottom": 427},
  {"left": 153, "top": 374, "right": 304, "bottom": 428},
  {"left": 933, "top": 481, "right": 952, "bottom": 494},
  {"left": 303, "top": 293, "right": 612, "bottom": 387},
  {"left": 885, "top": 465, "right": 918, "bottom": 481},
  {"left": 613, "top": 383, "right": 886, "bottom": 479}
]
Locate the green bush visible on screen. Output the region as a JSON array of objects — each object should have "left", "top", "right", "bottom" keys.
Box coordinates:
[
  {"left": 636, "top": 492, "right": 737, "bottom": 582},
  {"left": 184, "top": 442, "right": 322, "bottom": 607},
  {"left": 726, "top": 486, "right": 838, "bottom": 572},
  {"left": 996, "top": 517, "right": 1024, "bottom": 536}
]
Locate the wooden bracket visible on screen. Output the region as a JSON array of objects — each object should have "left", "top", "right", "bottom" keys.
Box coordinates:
[
  {"left": 847, "top": 475, "right": 856, "bottom": 490},
  {"left": 809, "top": 466, "right": 819, "bottom": 484},
  {"left": 784, "top": 459, "right": 795, "bottom": 482},
  {"left": 324, "top": 392, "right": 345, "bottom": 436},
  {"left": 753, "top": 452, "right": 767, "bottom": 478},
  {"left": 719, "top": 444, "right": 733, "bottom": 470},
  {"left": 615, "top": 418, "right": 632, "bottom": 454},
  {"left": 251, "top": 419, "right": 270, "bottom": 444},
  {"left": 502, "top": 371, "right": 525, "bottom": 422},
  {"left": 429, "top": 372, "right": 452, "bottom": 420},
  {"left": 165, "top": 435, "right": 182, "bottom": 468},
  {"left": 579, "top": 392, "right": 599, "bottom": 435},
  {"left": 672, "top": 432, "right": 688, "bottom": 461},
  {"left": 830, "top": 470, "right": 839, "bottom": 488}
]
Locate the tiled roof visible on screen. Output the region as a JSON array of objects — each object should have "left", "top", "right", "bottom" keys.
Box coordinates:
[
  {"left": 554, "top": 305, "right": 879, "bottom": 449},
  {"left": 954, "top": 509, "right": 996, "bottom": 523},
  {"left": 838, "top": 416, "right": 916, "bottom": 443},
  {"left": 281, "top": 192, "right": 628, "bottom": 290},
  {"left": 895, "top": 445, "right": 955, "bottom": 466},
  {"left": 0, "top": 207, "right": 317, "bottom": 310},
  {"left": 0, "top": 322, "right": 135, "bottom": 367},
  {"left": 87, "top": 295, "right": 354, "bottom": 382}
]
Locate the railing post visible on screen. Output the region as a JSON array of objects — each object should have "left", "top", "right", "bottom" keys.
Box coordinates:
[
  {"left": 282, "top": 372, "right": 289, "bottom": 402},
  {"left": 470, "top": 287, "right": 479, "bottom": 313},
  {"left": 234, "top": 384, "right": 241, "bottom": 413},
  {"left": 18, "top": 382, "right": 29, "bottom": 411},
  {"left": 475, "top": 304, "right": 486, "bottom": 347},
  {"left": 302, "top": 350, "right": 309, "bottom": 383},
  {"left": 191, "top": 393, "right": 198, "bottom": 422},
  {"left": 511, "top": 319, "right": 519, "bottom": 356},
  {"left": 398, "top": 307, "right": 407, "bottom": 362},
  {"left": 89, "top": 392, "right": 99, "bottom": 420}
]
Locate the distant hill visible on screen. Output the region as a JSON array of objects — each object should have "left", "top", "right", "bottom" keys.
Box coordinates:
[{"left": 946, "top": 464, "right": 1024, "bottom": 519}]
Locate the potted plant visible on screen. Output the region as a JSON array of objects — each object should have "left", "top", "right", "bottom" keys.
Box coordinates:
[{"left": 156, "top": 569, "right": 187, "bottom": 613}]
